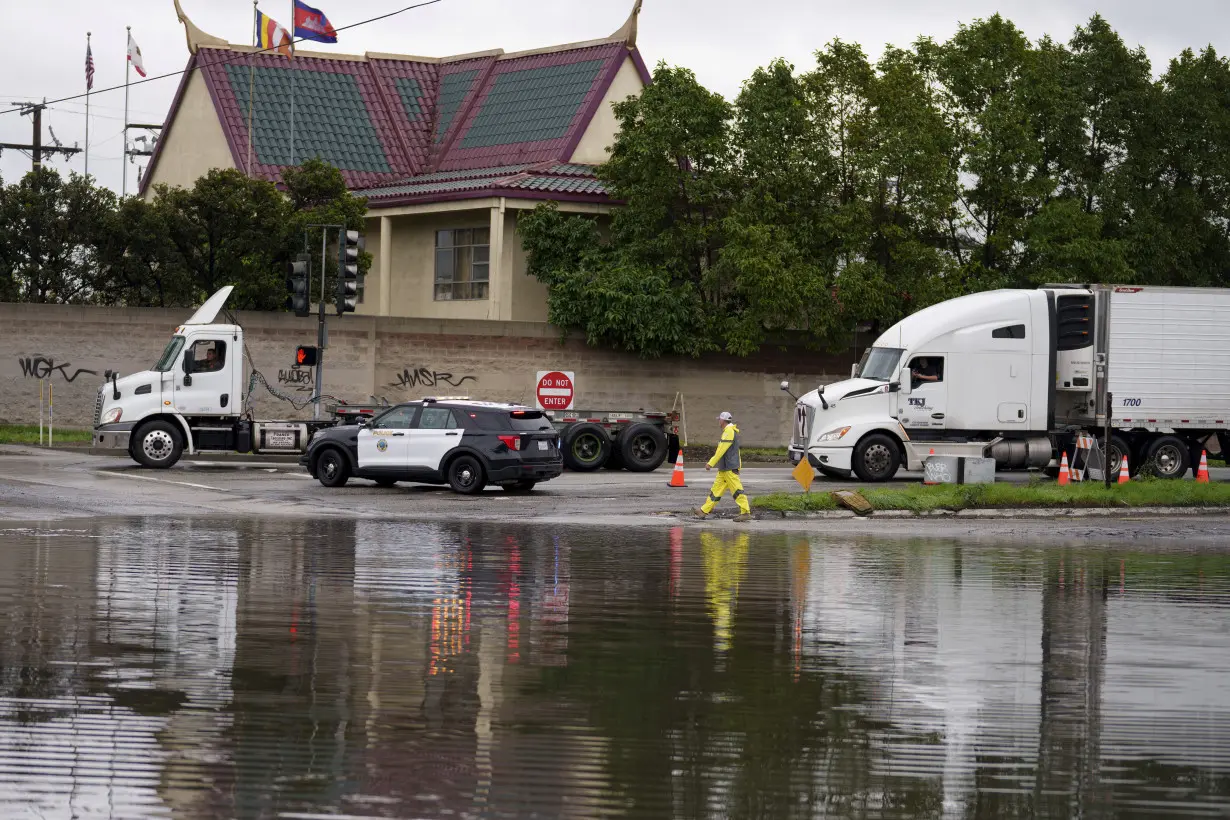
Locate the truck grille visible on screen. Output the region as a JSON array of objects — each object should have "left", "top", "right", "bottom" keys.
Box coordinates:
[
  {"left": 93, "top": 389, "right": 104, "bottom": 427},
  {"left": 792, "top": 403, "right": 811, "bottom": 448}
]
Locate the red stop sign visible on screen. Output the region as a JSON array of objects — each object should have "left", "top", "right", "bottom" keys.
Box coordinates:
[{"left": 536, "top": 371, "right": 574, "bottom": 410}]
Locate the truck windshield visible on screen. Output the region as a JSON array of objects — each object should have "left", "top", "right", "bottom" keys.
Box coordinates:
[
  {"left": 154, "top": 336, "right": 186, "bottom": 372},
  {"left": 858, "top": 347, "right": 904, "bottom": 382}
]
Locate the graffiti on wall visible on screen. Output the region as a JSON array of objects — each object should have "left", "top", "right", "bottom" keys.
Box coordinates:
[
  {"left": 278, "top": 367, "right": 314, "bottom": 393},
  {"left": 17, "top": 356, "right": 98, "bottom": 383},
  {"left": 386, "top": 367, "right": 477, "bottom": 391}
]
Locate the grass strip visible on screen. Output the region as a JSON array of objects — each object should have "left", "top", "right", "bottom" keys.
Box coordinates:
[
  {"left": 0, "top": 425, "right": 93, "bottom": 445},
  {"left": 754, "top": 478, "right": 1230, "bottom": 513}
]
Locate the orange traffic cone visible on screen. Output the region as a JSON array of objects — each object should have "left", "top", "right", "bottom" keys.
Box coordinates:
[
  {"left": 1058, "top": 452, "right": 1070, "bottom": 486},
  {"left": 1118, "top": 453, "right": 1130, "bottom": 484},
  {"left": 667, "top": 451, "right": 688, "bottom": 488},
  {"left": 1197, "top": 450, "right": 1210, "bottom": 484}
]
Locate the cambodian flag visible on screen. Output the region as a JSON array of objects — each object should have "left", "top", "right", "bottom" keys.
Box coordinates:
[{"left": 293, "top": 0, "right": 338, "bottom": 44}]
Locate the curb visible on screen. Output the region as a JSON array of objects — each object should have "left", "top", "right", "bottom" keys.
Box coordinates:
[{"left": 753, "top": 505, "right": 1230, "bottom": 520}]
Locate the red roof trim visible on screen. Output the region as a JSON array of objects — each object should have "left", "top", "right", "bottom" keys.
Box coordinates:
[
  {"left": 629, "top": 47, "right": 652, "bottom": 86},
  {"left": 199, "top": 52, "right": 249, "bottom": 184},
  {"left": 139, "top": 53, "right": 199, "bottom": 196}
]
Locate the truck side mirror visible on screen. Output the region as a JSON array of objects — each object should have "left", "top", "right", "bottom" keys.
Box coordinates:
[
  {"left": 851, "top": 363, "right": 861, "bottom": 379},
  {"left": 898, "top": 373, "right": 911, "bottom": 396},
  {"left": 779, "top": 380, "right": 790, "bottom": 393}
]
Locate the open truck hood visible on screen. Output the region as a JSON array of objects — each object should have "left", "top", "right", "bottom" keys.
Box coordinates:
[{"left": 183, "top": 286, "right": 234, "bottom": 326}]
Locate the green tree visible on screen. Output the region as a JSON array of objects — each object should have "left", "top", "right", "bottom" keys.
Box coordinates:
[{"left": 0, "top": 168, "right": 116, "bottom": 303}]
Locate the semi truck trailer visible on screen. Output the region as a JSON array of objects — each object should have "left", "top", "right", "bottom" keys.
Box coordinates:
[{"left": 785, "top": 285, "right": 1230, "bottom": 481}]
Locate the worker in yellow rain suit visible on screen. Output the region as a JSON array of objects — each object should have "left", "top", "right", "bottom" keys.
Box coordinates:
[{"left": 696, "top": 411, "right": 752, "bottom": 521}]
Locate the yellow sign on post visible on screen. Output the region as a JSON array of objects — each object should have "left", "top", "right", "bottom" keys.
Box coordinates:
[{"left": 792, "top": 458, "right": 815, "bottom": 493}]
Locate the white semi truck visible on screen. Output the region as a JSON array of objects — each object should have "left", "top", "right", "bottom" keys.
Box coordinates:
[
  {"left": 785, "top": 285, "right": 1230, "bottom": 481},
  {"left": 91, "top": 286, "right": 346, "bottom": 467},
  {"left": 92, "top": 286, "right": 681, "bottom": 472}
]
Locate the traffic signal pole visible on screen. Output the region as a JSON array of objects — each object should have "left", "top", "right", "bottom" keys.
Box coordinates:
[{"left": 315, "top": 227, "right": 328, "bottom": 420}]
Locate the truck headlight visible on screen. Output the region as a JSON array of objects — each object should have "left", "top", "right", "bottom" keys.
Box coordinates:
[
  {"left": 817, "top": 426, "right": 851, "bottom": 442},
  {"left": 102, "top": 408, "right": 123, "bottom": 424}
]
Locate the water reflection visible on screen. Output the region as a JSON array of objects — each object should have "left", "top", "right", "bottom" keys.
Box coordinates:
[{"left": 0, "top": 519, "right": 1228, "bottom": 818}]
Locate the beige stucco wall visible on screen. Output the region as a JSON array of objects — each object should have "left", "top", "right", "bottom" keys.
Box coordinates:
[
  {"left": 570, "top": 55, "right": 642, "bottom": 165},
  {"left": 508, "top": 211, "right": 550, "bottom": 322},
  {"left": 142, "top": 71, "right": 235, "bottom": 196}
]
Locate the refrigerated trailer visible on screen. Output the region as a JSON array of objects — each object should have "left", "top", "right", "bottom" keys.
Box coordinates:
[{"left": 785, "top": 285, "right": 1230, "bottom": 481}]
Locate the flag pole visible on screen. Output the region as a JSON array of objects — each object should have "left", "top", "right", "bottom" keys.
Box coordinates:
[
  {"left": 122, "top": 25, "right": 131, "bottom": 196},
  {"left": 85, "top": 31, "right": 91, "bottom": 178},
  {"left": 247, "top": 1, "right": 257, "bottom": 175},
  {"left": 289, "top": 0, "right": 295, "bottom": 167}
]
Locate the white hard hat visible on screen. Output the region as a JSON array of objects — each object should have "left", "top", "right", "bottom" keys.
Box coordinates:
[{"left": 718, "top": 411, "right": 733, "bottom": 421}]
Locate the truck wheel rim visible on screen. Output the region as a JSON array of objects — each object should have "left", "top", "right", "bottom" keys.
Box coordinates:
[
  {"left": 573, "top": 434, "right": 600, "bottom": 463},
  {"left": 865, "top": 444, "right": 891, "bottom": 474},
  {"left": 629, "top": 434, "right": 655, "bottom": 462},
  {"left": 143, "top": 430, "right": 173, "bottom": 461},
  {"left": 1154, "top": 444, "right": 1182, "bottom": 476}
]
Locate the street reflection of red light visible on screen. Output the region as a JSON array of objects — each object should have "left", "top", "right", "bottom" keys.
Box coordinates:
[{"left": 507, "top": 536, "right": 521, "bottom": 664}]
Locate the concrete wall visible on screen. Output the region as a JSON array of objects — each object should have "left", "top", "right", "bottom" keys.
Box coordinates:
[{"left": 0, "top": 303, "right": 855, "bottom": 446}]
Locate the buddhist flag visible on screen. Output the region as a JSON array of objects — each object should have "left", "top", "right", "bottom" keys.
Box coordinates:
[
  {"left": 792, "top": 458, "right": 815, "bottom": 493},
  {"left": 127, "top": 32, "right": 146, "bottom": 78},
  {"left": 256, "top": 10, "right": 293, "bottom": 57},
  {"left": 293, "top": 0, "right": 338, "bottom": 44}
]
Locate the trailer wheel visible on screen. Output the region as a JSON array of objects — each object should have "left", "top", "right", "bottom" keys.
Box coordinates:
[
  {"left": 852, "top": 433, "right": 900, "bottom": 483},
  {"left": 315, "top": 448, "right": 350, "bottom": 488},
  {"left": 621, "top": 423, "right": 669, "bottom": 472},
  {"left": 1144, "top": 435, "right": 1190, "bottom": 479},
  {"left": 1106, "top": 435, "right": 1132, "bottom": 478},
  {"left": 562, "top": 423, "right": 610, "bottom": 472},
  {"left": 132, "top": 420, "right": 183, "bottom": 469}
]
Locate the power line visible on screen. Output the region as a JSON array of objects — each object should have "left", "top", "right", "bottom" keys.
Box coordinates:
[{"left": 0, "top": 0, "right": 446, "bottom": 118}]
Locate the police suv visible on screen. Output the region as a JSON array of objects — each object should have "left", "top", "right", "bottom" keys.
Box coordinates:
[{"left": 301, "top": 398, "right": 563, "bottom": 494}]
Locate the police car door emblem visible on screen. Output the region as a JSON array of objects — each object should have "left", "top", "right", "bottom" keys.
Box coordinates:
[{"left": 376, "top": 439, "right": 388, "bottom": 452}]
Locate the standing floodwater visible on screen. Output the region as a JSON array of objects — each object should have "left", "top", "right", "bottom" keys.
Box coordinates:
[{"left": 0, "top": 519, "right": 1228, "bottom": 818}]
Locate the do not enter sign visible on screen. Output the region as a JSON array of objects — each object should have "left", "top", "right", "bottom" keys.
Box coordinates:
[{"left": 535, "top": 370, "right": 575, "bottom": 411}]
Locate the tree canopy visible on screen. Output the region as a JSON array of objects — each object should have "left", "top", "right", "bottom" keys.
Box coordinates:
[
  {"left": 520, "top": 14, "right": 1230, "bottom": 357},
  {"left": 0, "top": 158, "right": 371, "bottom": 310}
]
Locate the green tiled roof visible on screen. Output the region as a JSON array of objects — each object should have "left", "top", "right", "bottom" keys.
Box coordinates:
[
  {"left": 226, "top": 65, "right": 390, "bottom": 172},
  {"left": 434, "top": 69, "right": 481, "bottom": 143},
  {"left": 394, "top": 76, "right": 423, "bottom": 121},
  {"left": 507, "top": 175, "right": 608, "bottom": 195},
  {"left": 460, "top": 60, "right": 606, "bottom": 150}
]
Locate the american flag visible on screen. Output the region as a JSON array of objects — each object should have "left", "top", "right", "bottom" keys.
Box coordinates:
[{"left": 85, "top": 41, "right": 95, "bottom": 90}]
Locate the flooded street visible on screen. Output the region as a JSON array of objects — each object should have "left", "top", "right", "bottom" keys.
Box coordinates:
[{"left": 1, "top": 519, "right": 1228, "bottom": 818}]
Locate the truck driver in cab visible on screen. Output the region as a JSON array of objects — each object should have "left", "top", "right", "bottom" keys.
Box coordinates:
[{"left": 911, "top": 357, "right": 941, "bottom": 389}]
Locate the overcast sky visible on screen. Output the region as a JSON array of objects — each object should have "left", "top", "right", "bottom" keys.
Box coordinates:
[{"left": 2, "top": 0, "right": 1226, "bottom": 195}]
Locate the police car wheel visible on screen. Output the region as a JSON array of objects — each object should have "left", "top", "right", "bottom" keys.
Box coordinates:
[
  {"left": 447, "top": 455, "right": 485, "bottom": 495},
  {"left": 315, "top": 448, "right": 350, "bottom": 488}
]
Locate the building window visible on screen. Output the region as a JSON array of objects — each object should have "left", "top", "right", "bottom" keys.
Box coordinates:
[{"left": 435, "top": 228, "right": 490, "bottom": 301}]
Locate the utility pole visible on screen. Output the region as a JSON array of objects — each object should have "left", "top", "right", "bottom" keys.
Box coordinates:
[{"left": 0, "top": 102, "right": 81, "bottom": 172}]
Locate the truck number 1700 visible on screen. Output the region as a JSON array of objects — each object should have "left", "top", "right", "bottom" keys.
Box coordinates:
[{"left": 1122, "top": 398, "right": 1142, "bottom": 407}]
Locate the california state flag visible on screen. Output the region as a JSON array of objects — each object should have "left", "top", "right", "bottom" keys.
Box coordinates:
[{"left": 127, "top": 32, "right": 146, "bottom": 78}]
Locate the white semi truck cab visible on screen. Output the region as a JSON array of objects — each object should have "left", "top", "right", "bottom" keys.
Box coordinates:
[
  {"left": 786, "top": 285, "right": 1230, "bottom": 481},
  {"left": 93, "top": 286, "right": 337, "bottom": 468}
]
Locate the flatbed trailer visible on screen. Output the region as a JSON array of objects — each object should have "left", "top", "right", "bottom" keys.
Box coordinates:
[{"left": 546, "top": 409, "right": 681, "bottom": 472}]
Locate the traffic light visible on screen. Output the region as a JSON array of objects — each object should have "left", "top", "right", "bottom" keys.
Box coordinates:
[
  {"left": 295, "top": 345, "right": 318, "bottom": 367},
  {"left": 336, "top": 229, "right": 363, "bottom": 315},
  {"left": 286, "top": 254, "right": 311, "bottom": 317}
]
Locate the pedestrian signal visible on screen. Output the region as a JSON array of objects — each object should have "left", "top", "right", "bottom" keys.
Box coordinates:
[{"left": 295, "top": 345, "right": 318, "bottom": 367}]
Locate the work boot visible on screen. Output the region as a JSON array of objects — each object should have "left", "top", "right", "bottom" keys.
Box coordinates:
[
  {"left": 694, "top": 507, "right": 709, "bottom": 519},
  {"left": 732, "top": 513, "right": 752, "bottom": 523}
]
